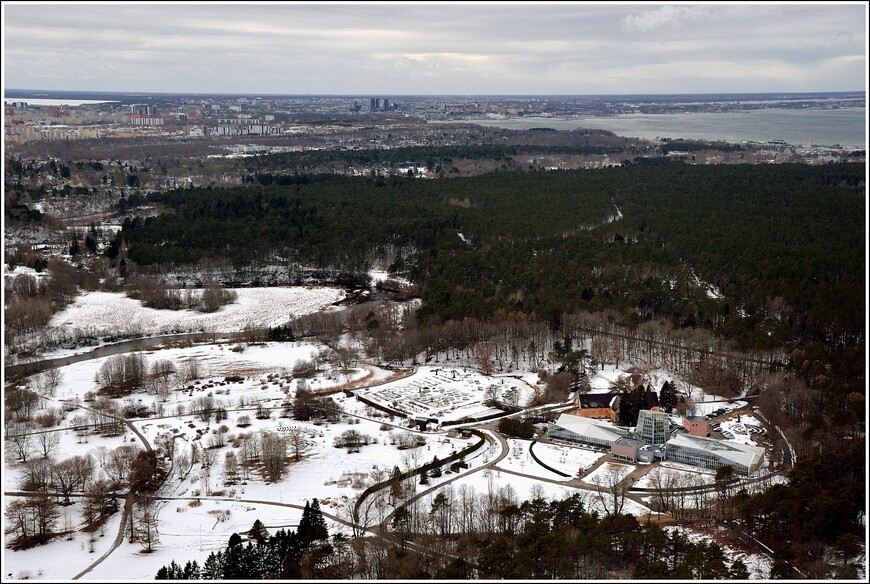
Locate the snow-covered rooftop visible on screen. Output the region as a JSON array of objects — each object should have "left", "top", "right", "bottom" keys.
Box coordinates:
[{"left": 666, "top": 433, "right": 765, "bottom": 470}]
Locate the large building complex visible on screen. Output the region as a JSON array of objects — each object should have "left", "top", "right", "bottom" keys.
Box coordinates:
[{"left": 548, "top": 410, "right": 766, "bottom": 475}]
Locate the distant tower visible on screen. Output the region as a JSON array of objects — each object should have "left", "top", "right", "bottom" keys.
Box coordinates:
[
  {"left": 370, "top": 98, "right": 380, "bottom": 112},
  {"left": 382, "top": 98, "right": 390, "bottom": 111}
]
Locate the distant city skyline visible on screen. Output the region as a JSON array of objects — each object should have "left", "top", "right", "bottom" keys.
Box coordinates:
[{"left": 2, "top": 2, "right": 867, "bottom": 95}]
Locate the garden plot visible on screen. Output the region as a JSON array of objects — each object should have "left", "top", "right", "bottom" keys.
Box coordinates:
[
  {"left": 529, "top": 442, "right": 605, "bottom": 477},
  {"left": 718, "top": 413, "right": 766, "bottom": 446},
  {"left": 355, "top": 367, "right": 533, "bottom": 423}
]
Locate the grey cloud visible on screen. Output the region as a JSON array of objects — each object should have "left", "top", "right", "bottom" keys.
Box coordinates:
[
  {"left": 3, "top": 3, "right": 865, "bottom": 94},
  {"left": 622, "top": 5, "right": 717, "bottom": 32}
]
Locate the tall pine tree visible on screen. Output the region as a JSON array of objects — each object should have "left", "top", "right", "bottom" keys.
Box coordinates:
[{"left": 298, "top": 498, "right": 328, "bottom": 544}]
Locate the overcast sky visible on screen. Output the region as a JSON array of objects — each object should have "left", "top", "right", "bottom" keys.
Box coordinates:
[{"left": 2, "top": 2, "right": 867, "bottom": 95}]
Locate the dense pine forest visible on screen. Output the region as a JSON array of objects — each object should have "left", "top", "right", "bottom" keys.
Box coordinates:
[{"left": 111, "top": 161, "right": 864, "bottom": 394}]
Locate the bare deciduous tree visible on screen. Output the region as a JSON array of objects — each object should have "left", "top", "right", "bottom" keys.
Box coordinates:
[
  {"left": 287, "top": 427, "right": 309, "bottom": 461},
  {"left": 593, "top": 465, "right": 631, "bottom": 517},
  {"left": 7, "top": 427, "right": 35, "bottom": 462},
  {"left": 176, "top": 358, "right": 205, "bottom": 385},
  {"left": 260, "top": 431, "right": 288, "bottom": 482},
  {"left": 36, "top": 430, "right": 60, "bottom": 459},
  {"left": 134, "top": 495, "right": 160, "bottom": 552}
]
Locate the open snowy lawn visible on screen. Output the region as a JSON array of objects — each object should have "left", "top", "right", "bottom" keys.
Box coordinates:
[
  {"left": 495, "top": 438, "right": 568, "bottom": 481},
  {"left": 449, "top": 467, "right": 575, "bottom": 503},
  {"left": 530, "top": 442, "right": 605, "bottom": 477},
  {"left": 632, "top": 463, "right": 715, "bottom": 489},
  {"left": 580, "top": 461, "right": 633, "bottom": 487},
  {"left": 80, "top": 502, "right": 351, "bottom": 581},
  {"left": 47, "top": 286, "right": 345, "bottom": 336},
  {"left": 155, "top": 414, "right": 473, "bottom": 510}
]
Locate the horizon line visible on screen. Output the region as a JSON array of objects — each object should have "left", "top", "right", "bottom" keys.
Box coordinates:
[{"left": 4, "top": 88, "right": 866, "bottom": 99}]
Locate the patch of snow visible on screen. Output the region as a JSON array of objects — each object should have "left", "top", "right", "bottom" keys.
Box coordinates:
[{"left": 47, "top": 287, "right": 345, "bottom": 337}]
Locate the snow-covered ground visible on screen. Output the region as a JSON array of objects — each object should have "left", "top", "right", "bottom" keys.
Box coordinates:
[
  {"left": 47, "top": 287, "right": 345, "bottom": 337},
  {"left": 718, "top": 413, "right": 767, "bottom": 446},
  {"left": 633, "top": 463, "right": 716, "bottom": 489},
  {"left": 3, "top": 501, "right": 125, "bottom": 580},
  {"left": 581, "top": 461, "right": 633, "bottom": 487},
  {"left": 449, "top": 468, "right": 575, "bottom": 504},
  {"left": 530, "top": 442, "right": 605, "bottom": 477},
  {"left": 495, "top": 439, "right": 567, "bottom": 481}
]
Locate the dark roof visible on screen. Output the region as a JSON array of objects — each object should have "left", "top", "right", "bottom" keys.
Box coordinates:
[{"left": 579, "top": 392, "right": 620, "bottom": 409}]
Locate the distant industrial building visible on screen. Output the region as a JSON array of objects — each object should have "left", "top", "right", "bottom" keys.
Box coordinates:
[{"left": 125, "top": 114, "right": 172, "bottom": 126}]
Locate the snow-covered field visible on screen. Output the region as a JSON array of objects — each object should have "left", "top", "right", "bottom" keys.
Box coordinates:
[
  {"left": 581, "top": 461, "right": 633, "bottom": 487},
  {"left": 495, "top": 439, "right": 567, "bottom": 481},
  {"left": 48, "top": 287, "right": 345, "bottom": 336},
  {"left": 530, "top": 441, "right": 605, "bottom": 477},
  {"left": 633, "top": 463, "right": 716, "bottom": 489},
  {"left": 3, "top": 502, "right": 125, "bottom": 580}
]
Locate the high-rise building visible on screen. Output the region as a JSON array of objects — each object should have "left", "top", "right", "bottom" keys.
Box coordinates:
[
  {"left": 382, "top": 98, "right": 390, "bottom": 111},
  {"left": 370, "top": 98, "right": 380, "bottom": 112}
]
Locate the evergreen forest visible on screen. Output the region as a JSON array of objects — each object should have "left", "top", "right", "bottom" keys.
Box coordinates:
[{"left": 110, "top": 161, "right": 865, "bottom": 396}]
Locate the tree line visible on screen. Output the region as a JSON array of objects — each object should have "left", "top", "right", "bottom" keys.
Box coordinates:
[{"left": 153, "top": 491, "right": 756, "bottom": 580}]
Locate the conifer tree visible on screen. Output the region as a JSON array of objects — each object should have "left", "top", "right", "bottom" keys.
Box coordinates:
[{"left": 249, "top": 518, "right": 269, "bottom": 545}]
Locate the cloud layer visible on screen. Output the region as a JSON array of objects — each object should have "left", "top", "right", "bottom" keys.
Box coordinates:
[{"left": 3, "top": 3, "right": 866, "bottom": 94}]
